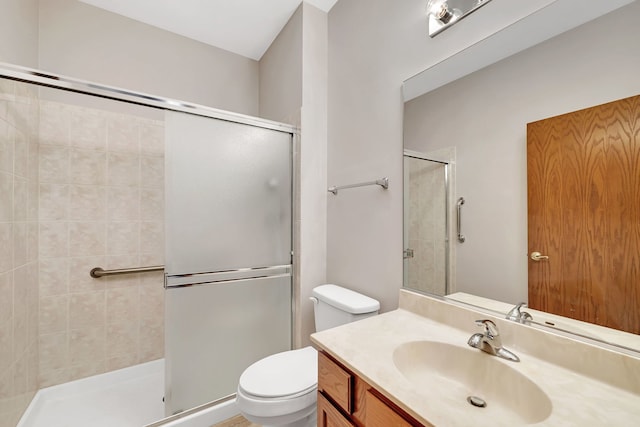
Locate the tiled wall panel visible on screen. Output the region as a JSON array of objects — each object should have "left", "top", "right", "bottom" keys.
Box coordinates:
[
  {"left": 1, "top": 83, "right": 165, "bottom": 426},
  {"left": 37, "top": 100, "right": 165, "bottom": 387},
  {"left": 0, "top": 79, "right": 39, "bottom": 427}
]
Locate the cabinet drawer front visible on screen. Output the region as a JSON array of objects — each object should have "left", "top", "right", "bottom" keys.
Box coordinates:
[
  {"left": 318, "top": 352, "right": 352, "bottom": 413},
  {"left": 365, "top": 390, "right": 414, "bottom": 427},
  {"left": 318, "top": 392, "right": 355, "bottom": 427}
]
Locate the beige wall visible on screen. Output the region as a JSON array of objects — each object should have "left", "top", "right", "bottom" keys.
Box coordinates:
[
  {"left": 299, "top": 3, "right": 328, "bottom": 346},
  {"left": 0, "top": 0, "right": 39, "bottom": 67},
  {"left": 404, "top": 2, "right": 640, "bottom": 304},
  {"left": 0, "top": 80, "right": 39, "bottom": 427},
  {"left": 259, "top": 5, "right": 303, "bottom": 124},
  {"left": 327, "top": 0, "right": 420, "bottom": 312},
  {"left": 37, "top": 98, "right": 164, "bottom": 387},
  {"left": 38, "top": 0, "right": 259, "bottom": 116}
]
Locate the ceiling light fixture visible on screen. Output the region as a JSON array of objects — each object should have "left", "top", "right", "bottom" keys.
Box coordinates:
[
  {"left": 427, "top": 0, "right": 459, "bottom": 25},
  {"left": 426, "top": 0, "right": 493, "bottom": 37}
]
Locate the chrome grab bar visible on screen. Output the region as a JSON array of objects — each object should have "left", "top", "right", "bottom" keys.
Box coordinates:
[
  {"left": 328, "top": 177, "right": 389, "bottom": 195},
  {"left": 457, "top": 197, "right": 466, "bottom": 243},
  {"left": 90, "top": 265, "right": 164, "bottom": 278}
]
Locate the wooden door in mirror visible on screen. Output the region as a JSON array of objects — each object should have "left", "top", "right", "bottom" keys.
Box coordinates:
[{"left": 527, "top": 94, "right": 640, "bottom": 334}]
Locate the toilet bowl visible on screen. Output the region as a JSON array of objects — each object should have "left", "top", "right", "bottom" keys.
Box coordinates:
[
  {"left": 236, "top": 284, "right": 380, "bottom": 427},
  {"left": 236, "top": 347, "right": 317, "bottom": 427}
]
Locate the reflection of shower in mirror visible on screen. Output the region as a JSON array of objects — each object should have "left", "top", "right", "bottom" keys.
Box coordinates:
[{"left": 403, "top": 152, "right": 450, "bottom": 296}]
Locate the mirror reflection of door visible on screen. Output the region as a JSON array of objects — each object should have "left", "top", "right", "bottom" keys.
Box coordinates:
[
  {"left": 403, "top": 154, "right": 448, "bottom": 296},
  {"left": 527, "top": 94, "right": 640, "bottom": 335}
]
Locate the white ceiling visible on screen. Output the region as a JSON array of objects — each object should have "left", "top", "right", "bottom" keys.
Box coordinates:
[{"left": 79, "top": 0, "right": 339, "bottom": 60}]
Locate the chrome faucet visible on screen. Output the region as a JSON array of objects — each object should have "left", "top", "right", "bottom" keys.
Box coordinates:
[
  {"left": 467, "top": 319, "right": 520, "bottom": 362},
  {"left": 506, "top": 302, "right": 533, "bottom": 324}
]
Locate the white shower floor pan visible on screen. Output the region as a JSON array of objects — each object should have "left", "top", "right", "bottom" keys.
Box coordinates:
[{"left": 17, "top": 359, "right": 239, "bottom": 427}]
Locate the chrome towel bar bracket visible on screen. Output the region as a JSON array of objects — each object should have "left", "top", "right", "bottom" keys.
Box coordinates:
[{"left": 328, "top": 177, "right": 389, "bottom": 195}]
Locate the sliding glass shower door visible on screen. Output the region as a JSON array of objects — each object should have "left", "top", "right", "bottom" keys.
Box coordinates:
[{"left": 164, "top": 112, "right": 293, "bottom": 415}]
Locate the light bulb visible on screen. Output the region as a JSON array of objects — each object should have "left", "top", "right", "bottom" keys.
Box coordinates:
[{"left": 426, "top": 0, "right": 455, "bottom": 24}]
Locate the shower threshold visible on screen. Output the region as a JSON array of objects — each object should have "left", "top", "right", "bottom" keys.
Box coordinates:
[
  {"left": 18, "top": 360, "right": 165, "bottom": 427},
  {"left": 18, "top": 359, "right": 240, "bottom": 427}
]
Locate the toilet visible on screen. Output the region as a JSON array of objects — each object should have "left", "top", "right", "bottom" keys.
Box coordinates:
[{"left": 236, "top": 284, "right": 380, "bottom": 427}]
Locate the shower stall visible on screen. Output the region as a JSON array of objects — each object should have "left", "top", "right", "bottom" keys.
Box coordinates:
[{"left": 0, "top": 63, "right": 296, "bottom": 427}]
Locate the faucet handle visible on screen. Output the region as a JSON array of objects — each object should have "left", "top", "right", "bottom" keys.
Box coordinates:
[
  {"left": 475, "top": 319, "right": 499, "bottom": 338},
  {"left": 506, "top": 302, "right": 533, "bottom": 322}
]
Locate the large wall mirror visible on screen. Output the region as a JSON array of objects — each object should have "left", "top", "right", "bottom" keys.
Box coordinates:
[{"left": 402, "top": 1, "right": 640, "bottom": 353}]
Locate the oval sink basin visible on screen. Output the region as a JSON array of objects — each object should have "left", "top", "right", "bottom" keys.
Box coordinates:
[{"left": 393, "top": 341, "right": 552, "bottom": 425}]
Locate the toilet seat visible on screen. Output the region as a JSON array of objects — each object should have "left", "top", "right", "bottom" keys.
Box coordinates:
[
  {"left": 237, "top": 346, "right": 318, "bottom": 418},
  {"left": 239, "top": 346, "right": 317, "bottom": 397}
]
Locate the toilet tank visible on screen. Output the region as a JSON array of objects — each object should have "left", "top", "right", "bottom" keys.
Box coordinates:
[{"left": 311, "top": 284, "right": 380, "bottom": 332}]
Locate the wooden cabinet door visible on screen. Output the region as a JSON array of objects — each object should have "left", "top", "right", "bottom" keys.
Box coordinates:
[
  {"left": 365, "top": 390, "right": 414, "bottom": 427},
  {"left": 318, "top": 392, "right": 355, "bottom": 427},
  {"left": 318, "top": 352, "right": 352, "bottom": 413},
  {"left": 527, "top": 94, "right": 640, "bottom": 334}
]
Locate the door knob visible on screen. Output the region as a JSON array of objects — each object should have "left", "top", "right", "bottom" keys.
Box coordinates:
[{"left": 530, "top": 252, "right": 549, "bottom": 261}]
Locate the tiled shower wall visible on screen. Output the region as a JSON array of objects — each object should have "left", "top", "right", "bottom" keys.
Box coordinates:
[
  {"left": 0, "top": 80, "right": 40, "bottom": 427},
  {"left": 37, "top": 99, "right": 165, "bottom": 387}
]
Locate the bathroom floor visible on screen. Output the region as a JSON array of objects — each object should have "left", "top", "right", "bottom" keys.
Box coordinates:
[{"left": 211, "top": 415, "right": 259, "bottom": 427}]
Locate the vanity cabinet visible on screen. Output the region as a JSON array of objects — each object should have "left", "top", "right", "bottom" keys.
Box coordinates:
[{"left": 317, "top": 351, "right": 430, "bottom": 427}]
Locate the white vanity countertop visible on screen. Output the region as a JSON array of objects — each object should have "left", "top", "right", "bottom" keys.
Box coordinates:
[{"left": 310, "top": 290, "right": 640, "bottom": 427}]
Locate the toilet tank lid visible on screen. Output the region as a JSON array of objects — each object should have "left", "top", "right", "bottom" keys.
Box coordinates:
[{"left": 312, "top": 284, "right": 380, "bottom": 314}]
